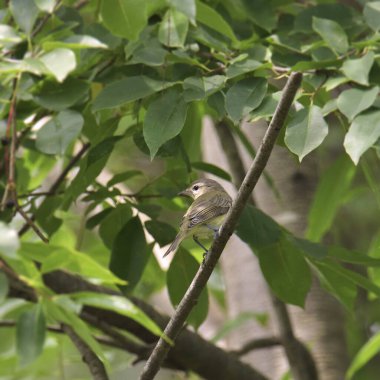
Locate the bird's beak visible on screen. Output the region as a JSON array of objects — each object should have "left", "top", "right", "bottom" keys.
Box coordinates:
[{"left": 178, "top": 189, "right": 191, "bottom": 198}]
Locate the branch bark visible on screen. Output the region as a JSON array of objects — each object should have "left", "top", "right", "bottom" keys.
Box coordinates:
[
  {"left": 139, "top": 72, "right": 303, "bottom": 380},
  {"left": 62, "top": 323, "right": 109, "bottom": 380}
]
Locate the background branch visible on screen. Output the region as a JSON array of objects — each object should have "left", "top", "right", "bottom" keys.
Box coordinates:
[
  {"left": 3, "top": 265, "right": 264, "bottom": 380},
  {"left": 232, "top": 337, "right": 282, "bottom": 356},
  {"left": 139, "top": 72, "right": 303, "bottom": 380},
  {"left": 61, "top": 323, "right": 109, "bottom": 380}
]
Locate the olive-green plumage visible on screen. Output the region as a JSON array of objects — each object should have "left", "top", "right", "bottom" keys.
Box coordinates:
[{"left": 163, "top": 178, "right": 232, "bottom": 257}]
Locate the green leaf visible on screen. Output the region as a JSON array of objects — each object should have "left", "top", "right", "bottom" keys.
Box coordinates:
[
  {"left": 86, "top": 208, "right": 113, "bottom": 230},
  {"left": 312, "top": 17, "right": 348, "bottom": 55},
  {"left": 364, "top": 1, "right": 380, "bottom": 31},
  {"left": 10, "top": 0, "right": 39, "bottom": 35},
  {"left": 226, "top": 58, "right": 262, "bottom": 79},
  {"left": 16, "top": 304, "right": 46, "bottom": 366},
  {"left": 34, "top": 0, "right": 55, "bottom": 13},
  {"left": 35, "top": 110, "right": 84, "bottom": 155},
  {"left": 284, "top": 105, "right": 328, "bottom": 162},
  {"left": 341, "top": 52, "right": 375, "bottom": 86},
  {"left": 237, "top": 206, "right": 310, "bottom": 306},
  {"left": 144, "top": 220, "right": 177, "bottom": 247},
  {"left": 225, "top": 77, "right": 267, "bottom": 123},
  {"left": 294, "top": 4, "right": 353, "bottom": 33},
  {"left": 110, "top": 217, "right": 149, "bottom": 292},
  {"left": 344, "top": 110, "right": 380, "bottom": 164},
  {"left": 191, "top": 161, "right": 232, "bottom": 181},
  {"left": 68, "top": 136, "right": 119, "bottom": 200},
  {"left": 159, "top": 8, "right": 189, "bottom": 47},
  {"left": 143, "top": 88, "right": 188, "bottom": 159},
  {"left": 43, "top": 35, "right": 108, "bottom": 50},
  {"left": 93, "top": 76, "right": 175, "bottom": 111},
  {"left": 107, "top": 170, "right": 142, "bottom": 187},
  {"left": 0, "top": 271, "right": 9, "bottom": 303},
  {"left": 33, "top": 78, "right": 89, "bottom": 111},
  {"left": 71, "top": 292, "right": 163, "bottom": 337},
  {"left": 127, "top": 38, "right": 167, "bottom": 66},
  {"left": 236, "top": 205, "right": 282, "bottom": 249},
  {"left": 24, "top": 242, "right": 126, "bottom": 285},
  {"left": 0, "top": 25, "right": 23, "bottom": 47},
  {"left": 258, "top": 235, "right": 312, "bottom": 307},
  {"left": 100, "top": 0, "right": 147, "bottom": 40},
  {"left": 99, "top": 204, "right": 133, "bottom": 248},
  {"left": 329, "top": 246, "right": 380, "bottom": 267},
  {"left": 347, "top": 331, "right": 380, "bottom": 379},
  {"left": 183, "top": 75, "right": 226, "bottom": 102},
  {"left": 196, "top": 0, "right": 238, "bottom": 43},
  {"left": 0, "top": 222, "right": 20, "bottom": 259},
  {"left": 307, "top": 156, "right": 355, "bottom": 241},
  {"left": 313, "top": 260, "right": 357, "bottom": 310},
  {"left": 39, "top": 48, "right": 76, "bottom": 82},
  {"left": 337, "top": 86, "right": 379, "bottom": 121},
  {"left": 168, "top": 0, "right": 196, "bottom": 24},
  {"left": 167, "top": 249, "right": 209, "bottom": 328},
  {"left": 44, "top": 299, "right": 105, "bottom": 363}
]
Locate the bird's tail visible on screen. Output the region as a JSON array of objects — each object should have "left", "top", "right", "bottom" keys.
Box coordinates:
[{"left": 163, "top": 233, "right": 183, "bottom": 258}]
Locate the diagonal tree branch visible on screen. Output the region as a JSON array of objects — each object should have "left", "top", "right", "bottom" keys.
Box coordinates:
[{"left": 139, "top": 72, "right": 303, "bottom": 380}]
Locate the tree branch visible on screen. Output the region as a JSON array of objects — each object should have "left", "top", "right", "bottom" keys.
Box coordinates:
[
  {"left": 139, "top": 72, "right": 303, "bottom": 380},
  {"left": 4, "top": 266, "right": 264, "bottom": 380},
  {"left": 232, "top": 337, "right": 282, "bottom": 356},
  {"left": 62, "top": 323, "right": 109, "bottom": 380}
]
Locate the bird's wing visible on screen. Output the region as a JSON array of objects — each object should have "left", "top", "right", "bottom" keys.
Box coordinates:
[{"left": 183, "top": 193, "right": 232, "bottom": 229}]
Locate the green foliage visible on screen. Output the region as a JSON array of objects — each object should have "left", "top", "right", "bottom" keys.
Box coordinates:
[
  {"left": 1, "top": 0, "right": 380, "bottom": 377},
  {"left": 16, "top": 304, "right": 46, "bottom": 366},
  {"left": 167, "top": 248, "right": 208, "bottom": 328}
]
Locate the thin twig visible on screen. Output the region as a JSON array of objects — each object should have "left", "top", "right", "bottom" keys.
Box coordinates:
[
  {"left": 32, "top": 0, "right": 63, "bottom": 37},
  {"left": 62, "top": 323, "right": 109, "bottom": 380},
  {"left": 18, "top": 143, "right": 90, "bottom": 237},
  {"left": 232, "top": 337, "right": 282, "bottom": 356},
  {"left": 139, "top": 72, "right": 303, "bottom": 380}
]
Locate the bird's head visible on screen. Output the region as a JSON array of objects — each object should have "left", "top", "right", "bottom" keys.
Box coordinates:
[{"left": 178, "top": 179, "right": 226, "bottom": 200}]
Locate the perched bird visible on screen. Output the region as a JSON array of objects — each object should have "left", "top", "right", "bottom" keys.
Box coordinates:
[{"left": 163, "top": 178, "right": 232, "bottom": 258}]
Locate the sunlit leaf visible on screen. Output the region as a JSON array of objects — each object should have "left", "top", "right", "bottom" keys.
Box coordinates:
[
  {"left": 284, "top": 105, "right": 328, "bottom": 162},
  {"left": 36, "top": 110, "right": 84, "bottom": 155},
  {"left": 337, "top": 86, "right": 379, "bottom": 121},
  {"left": 159, "top": 8, "right": 189, "bottom": 47},
  {"left": 312, "top": 17, "right": 348, "bottom": 54},
  {"left": 341, "top": 52, "right": 375, "bottom": 86},
  {"left": 344, "top": 110, "right": 380, "bottom": 164}
]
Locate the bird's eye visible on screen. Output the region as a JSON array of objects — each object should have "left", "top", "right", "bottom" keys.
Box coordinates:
[{"left": 193, "top": 185, "right": 199, "bottom": 191}]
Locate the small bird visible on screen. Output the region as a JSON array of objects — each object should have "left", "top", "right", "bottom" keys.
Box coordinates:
[{"left": 163, "top": 178, "right": 232, "bottom": 258}]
